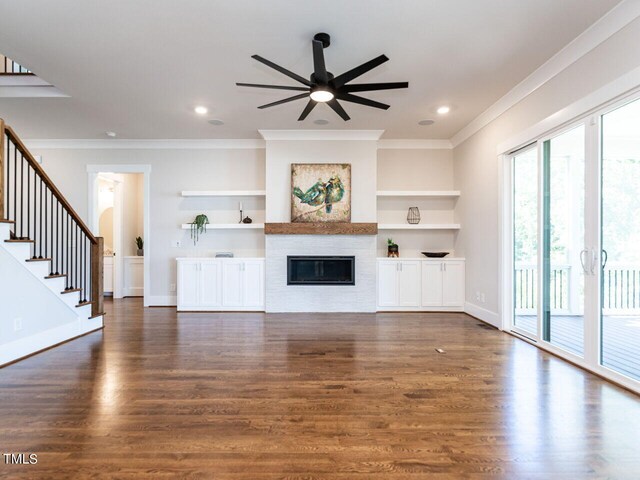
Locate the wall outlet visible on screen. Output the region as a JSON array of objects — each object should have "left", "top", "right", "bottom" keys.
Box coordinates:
[
  {"left": 170, "top": 283, "right": 176, "bottom": 293},
  {"left": 476, "top": 291, "right": 481, "bottom": 301},
  {"left": 13, "top": 318, "right": 23, "bottom": 332},
  {"left": 480, "top": 293, "right": 486, "bottom": 303},
  {"left": 173, "top": 240, "right": 181, "bottom": 248}
]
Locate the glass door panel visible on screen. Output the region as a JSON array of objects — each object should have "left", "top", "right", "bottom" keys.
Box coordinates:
[
  {"left": 543, "top": 125, "right": 586, "bottom": 356},
  {"left": 601, "top": 98, "right": 640, "bottom": 381},
  {"left": 513, "top": 147, "right": 539, "bottom": 336}
]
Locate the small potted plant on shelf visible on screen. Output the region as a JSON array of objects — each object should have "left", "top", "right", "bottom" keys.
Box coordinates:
[
  {"left": 190, "top": 214, "right": 209, "bottom": 245},
  {"left": 387, "top": 238, "right": 399, "bottom": 258},
  {"left": 135, "top": 236, "right": 144, "bottom": 256}
]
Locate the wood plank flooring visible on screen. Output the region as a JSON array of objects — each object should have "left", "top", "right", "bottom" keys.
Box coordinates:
[{"left": 1, "top": 298, "right": 640, "bottom": 478}]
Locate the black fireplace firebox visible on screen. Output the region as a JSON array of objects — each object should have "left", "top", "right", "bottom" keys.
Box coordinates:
[{"left": 287, "top": 256, "right": 355, "bottom": 286}]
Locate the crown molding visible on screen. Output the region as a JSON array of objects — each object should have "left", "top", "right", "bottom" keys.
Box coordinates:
[
  {"left": 451, "top": 0, "right": 640, "bottom": 148},
  {"left": 24, "top": 139, "right": 266, "bottom": 149},
  {"left": 377, "top": 139, "right": 452, "bottom": 150},
  {"left": 497, "top": 65, "right": 640, "bottom": 155},
  {"left": 258, "top": 129, "right": 384, "bottom": 141}
]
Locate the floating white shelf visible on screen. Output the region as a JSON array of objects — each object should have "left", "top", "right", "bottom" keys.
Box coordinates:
[
  {"left": 180, "top": 223, "right": 264, "bottom": 230},
  {"left": 376, "top": 190, "right": 460, "bottom": 197},
  {"left": 378, "top": 223, "right": 461, "bottom": 230},
  {"left": 181, "top": 190, "right": 266, "bottom": 197}
]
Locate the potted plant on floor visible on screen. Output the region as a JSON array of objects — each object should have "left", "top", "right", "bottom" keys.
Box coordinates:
[{"left": 135, "top": 236, "right": 144, "bottom": 256}]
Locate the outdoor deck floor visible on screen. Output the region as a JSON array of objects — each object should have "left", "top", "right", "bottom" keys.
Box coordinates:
[{"left": 516, "top": 314, "right": 640, "bottom": 381}]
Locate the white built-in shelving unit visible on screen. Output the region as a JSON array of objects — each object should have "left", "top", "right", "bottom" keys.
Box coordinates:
[{"left": 378, "top": 223, "right": 461, "bottom": 230}]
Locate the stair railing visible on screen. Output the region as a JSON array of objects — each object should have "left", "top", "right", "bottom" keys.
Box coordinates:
[{"left": 0, "top": 118, "right": 103, "bottom": 316}]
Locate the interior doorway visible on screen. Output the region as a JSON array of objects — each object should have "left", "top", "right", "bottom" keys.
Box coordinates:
[{"left": 88, "top": 165, "right": 151, "bottom": 305}]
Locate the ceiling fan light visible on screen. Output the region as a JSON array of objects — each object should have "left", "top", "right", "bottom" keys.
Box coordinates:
[{"left": 310, "top": 88, "right": 334, "bottom": 103}]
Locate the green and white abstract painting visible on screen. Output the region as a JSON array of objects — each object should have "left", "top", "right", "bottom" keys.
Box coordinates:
[{"left": 291, "top": 163, "right": 351, "bottom": 223}]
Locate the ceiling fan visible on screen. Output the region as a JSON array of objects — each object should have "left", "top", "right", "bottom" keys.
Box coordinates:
[{"left": 236, "top": 32, "right": 408, "bottom": 121}]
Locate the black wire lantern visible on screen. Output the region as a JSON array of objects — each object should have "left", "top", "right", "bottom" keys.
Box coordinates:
[{"left": 407, "top": 207, "right": 421, "bottom": 224}]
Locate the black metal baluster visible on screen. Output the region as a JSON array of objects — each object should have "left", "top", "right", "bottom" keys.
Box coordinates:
[
  {"left": 66, "top": 211, "right": 70, "bottom": 289},
  {"left": 4, "top": 135, "right": 9, "bottom": 221},
  {"left": 26, "top": 162, "right": 31, "bottom": 244}
]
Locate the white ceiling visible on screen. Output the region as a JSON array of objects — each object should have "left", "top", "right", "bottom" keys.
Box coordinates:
[{"left": 0, "top": 0, "right": 621, "bottom": 139}]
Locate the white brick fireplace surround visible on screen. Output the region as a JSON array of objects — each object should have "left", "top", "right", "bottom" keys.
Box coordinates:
[{"left": 265, "top": 235, "right": 377, "bottom": 313}]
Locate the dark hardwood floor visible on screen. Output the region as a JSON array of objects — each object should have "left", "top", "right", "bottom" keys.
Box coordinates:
[{"left": 1, "top": 298, "right": 640, "bottom": 479}]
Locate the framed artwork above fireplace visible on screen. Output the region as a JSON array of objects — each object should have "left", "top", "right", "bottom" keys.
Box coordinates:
[{"left": 291, "top": 163, "right": 351, "bottom": 223}]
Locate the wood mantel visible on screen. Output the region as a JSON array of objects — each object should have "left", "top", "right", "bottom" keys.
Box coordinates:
[{"left": 265, "top": 223, "right": 378, "bottom": 235}]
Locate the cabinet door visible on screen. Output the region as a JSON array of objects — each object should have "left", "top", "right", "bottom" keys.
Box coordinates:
[
  {"left": 222, "top": 261, "right": 244, "bottom": 307},
  {"left": 398, "top": 261, "right": 421, "bottom": 307},
  {"left": 442, "top": 261, "right": 465, "bottom": 307},
  {"left": 200, "top": 261, "right": 221, "bottom": 307},
  {"left": 242, "top": 260, "right": 264, "bottom": 308},
  {"left": 378, "top": 261, "right": 399, "bottom": 307},
  {"left": 421, "top": 262, "right": 443, "bottom": 306},
  {"left": 103, "top": 258, "right": 114, "bottom": 293},
  {"left": 178, "top": 261, "right": 200, "bottom": 307}
]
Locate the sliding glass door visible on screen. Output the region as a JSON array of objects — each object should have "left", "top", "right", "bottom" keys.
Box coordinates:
[
  {"left": 513, "top": 147, "right": 539, "bottom": 337},
  {"left": 600, "top": 97, "right": 640, "bottom": 382},
  {"left": 508, "top": 91, "right": 640, "bottom": 392},
  {"left": 543, "top": 125, "right": 586, "bottom": 357}
]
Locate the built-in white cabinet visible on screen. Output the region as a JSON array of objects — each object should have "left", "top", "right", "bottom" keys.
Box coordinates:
[
  {"left": 377, "top": 258, "right": 465, "bottom": 311},
  {"left": 177, "top": 258, "right": 264, "bottom": 311},
  {"left": 103, "top": 255, "right": 114, "bottom": 294}
]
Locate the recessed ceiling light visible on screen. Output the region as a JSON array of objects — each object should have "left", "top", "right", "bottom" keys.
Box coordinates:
[
  {"left": 194, "top": 106, "right": 208, "bottom": 115},
  {"left": 105, "top": 131, "right": 117, "bottom": 138},
  {"left": 418, "top": 119, "right": 435, "bottom": 126},
  {"left": 313, "top": 119, "right": 329, "bottom": 125},
  {"left": 208, "top": 119, "right": 224, "bottom": 126},
  {"left": 437, "top": 106, "right": 450, "bottom": 114}
]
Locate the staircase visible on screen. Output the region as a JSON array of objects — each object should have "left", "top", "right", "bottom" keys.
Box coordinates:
[{"left": 0, "top": 118, "right": 104, "bottom": 366}]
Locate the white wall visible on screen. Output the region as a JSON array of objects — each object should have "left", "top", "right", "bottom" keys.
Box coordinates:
[
  {"left": 29, "top": 148, "right": 265, "bottom": 303},
  {"left": 454, "top": 16, "right": 640, "bottom": 321},
  {"left": 265, "top": 140, "right": 378, "bottom": 222}
]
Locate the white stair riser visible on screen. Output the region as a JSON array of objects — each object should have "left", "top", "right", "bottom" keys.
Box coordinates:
[
  {"left": 0, "top": 223, "right": 12, "bottom": 239},
  {"left": 82, "top": 314, "right": 103, "bottom": 331},
  {"left": 24, "top": 261, "right": 51, "bottom": 278},
  {"left": 43, "top": 277, "right": 67, "bottom": 293},
  {"left": 2, "top": 242, "right": 32, "bottom": 262},
  {"left": 59, "top": 291, "right": 81, "bottom": 309},
  {"left": 76, "top": 303, "right": 92, "bottom": 319}
]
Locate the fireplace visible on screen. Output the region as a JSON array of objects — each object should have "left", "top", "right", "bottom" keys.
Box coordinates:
[{"left": 287, "top": 256, "right": 355, "bottom": 286}]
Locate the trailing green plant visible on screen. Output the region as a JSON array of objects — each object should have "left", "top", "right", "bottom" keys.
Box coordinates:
[
  {"left": 190, "top": 214, "right": 209, "bottom": 245},
  {"left": 135, "top": 236, "right": 144, "bottom": 249},
  {"left": 387, "top": 238, "right": 397, "bottom": 247}
]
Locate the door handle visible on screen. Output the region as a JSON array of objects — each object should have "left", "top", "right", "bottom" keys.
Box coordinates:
[
  {"left": 601, "top": 249, "right": 608, "bottom": 270},
  {"left": 579, "top": 249, "right": 589, "bottom": 274}
]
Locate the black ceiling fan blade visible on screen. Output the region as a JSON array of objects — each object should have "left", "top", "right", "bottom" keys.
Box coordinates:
[
  {"left": 257, "top": 93, "right": 309, "bottom": 109},
  {"left": 298, "top": 100, "right": 317, "bottom": 121},
  {"left": 342, "top": 81, "right": 408, "bottom": 93},
  {"left": 336, "top": 92, "right": 389, "bottom": 110},
  {"left": 333, "top": 54, "right": 389, "bottom": 88},
  {"left": 236, "top": 82, "right": 310, "bottom": 92},
  {"left": 312, "top": 40, "right": 328, "bottom": 84},
  {"left": 327, "top": 99, "right": 351, "bottom": 121},
  {"left": 251, "top": 55, "right": 312, "bottom": 86}
]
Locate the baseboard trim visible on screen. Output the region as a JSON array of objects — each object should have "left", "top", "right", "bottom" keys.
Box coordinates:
[
  {"left": 146, "top": 295, "right": 177, "bottom": 307},
  {"left": 464, "top": 302, "right": 501, "bottom": 329}
]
